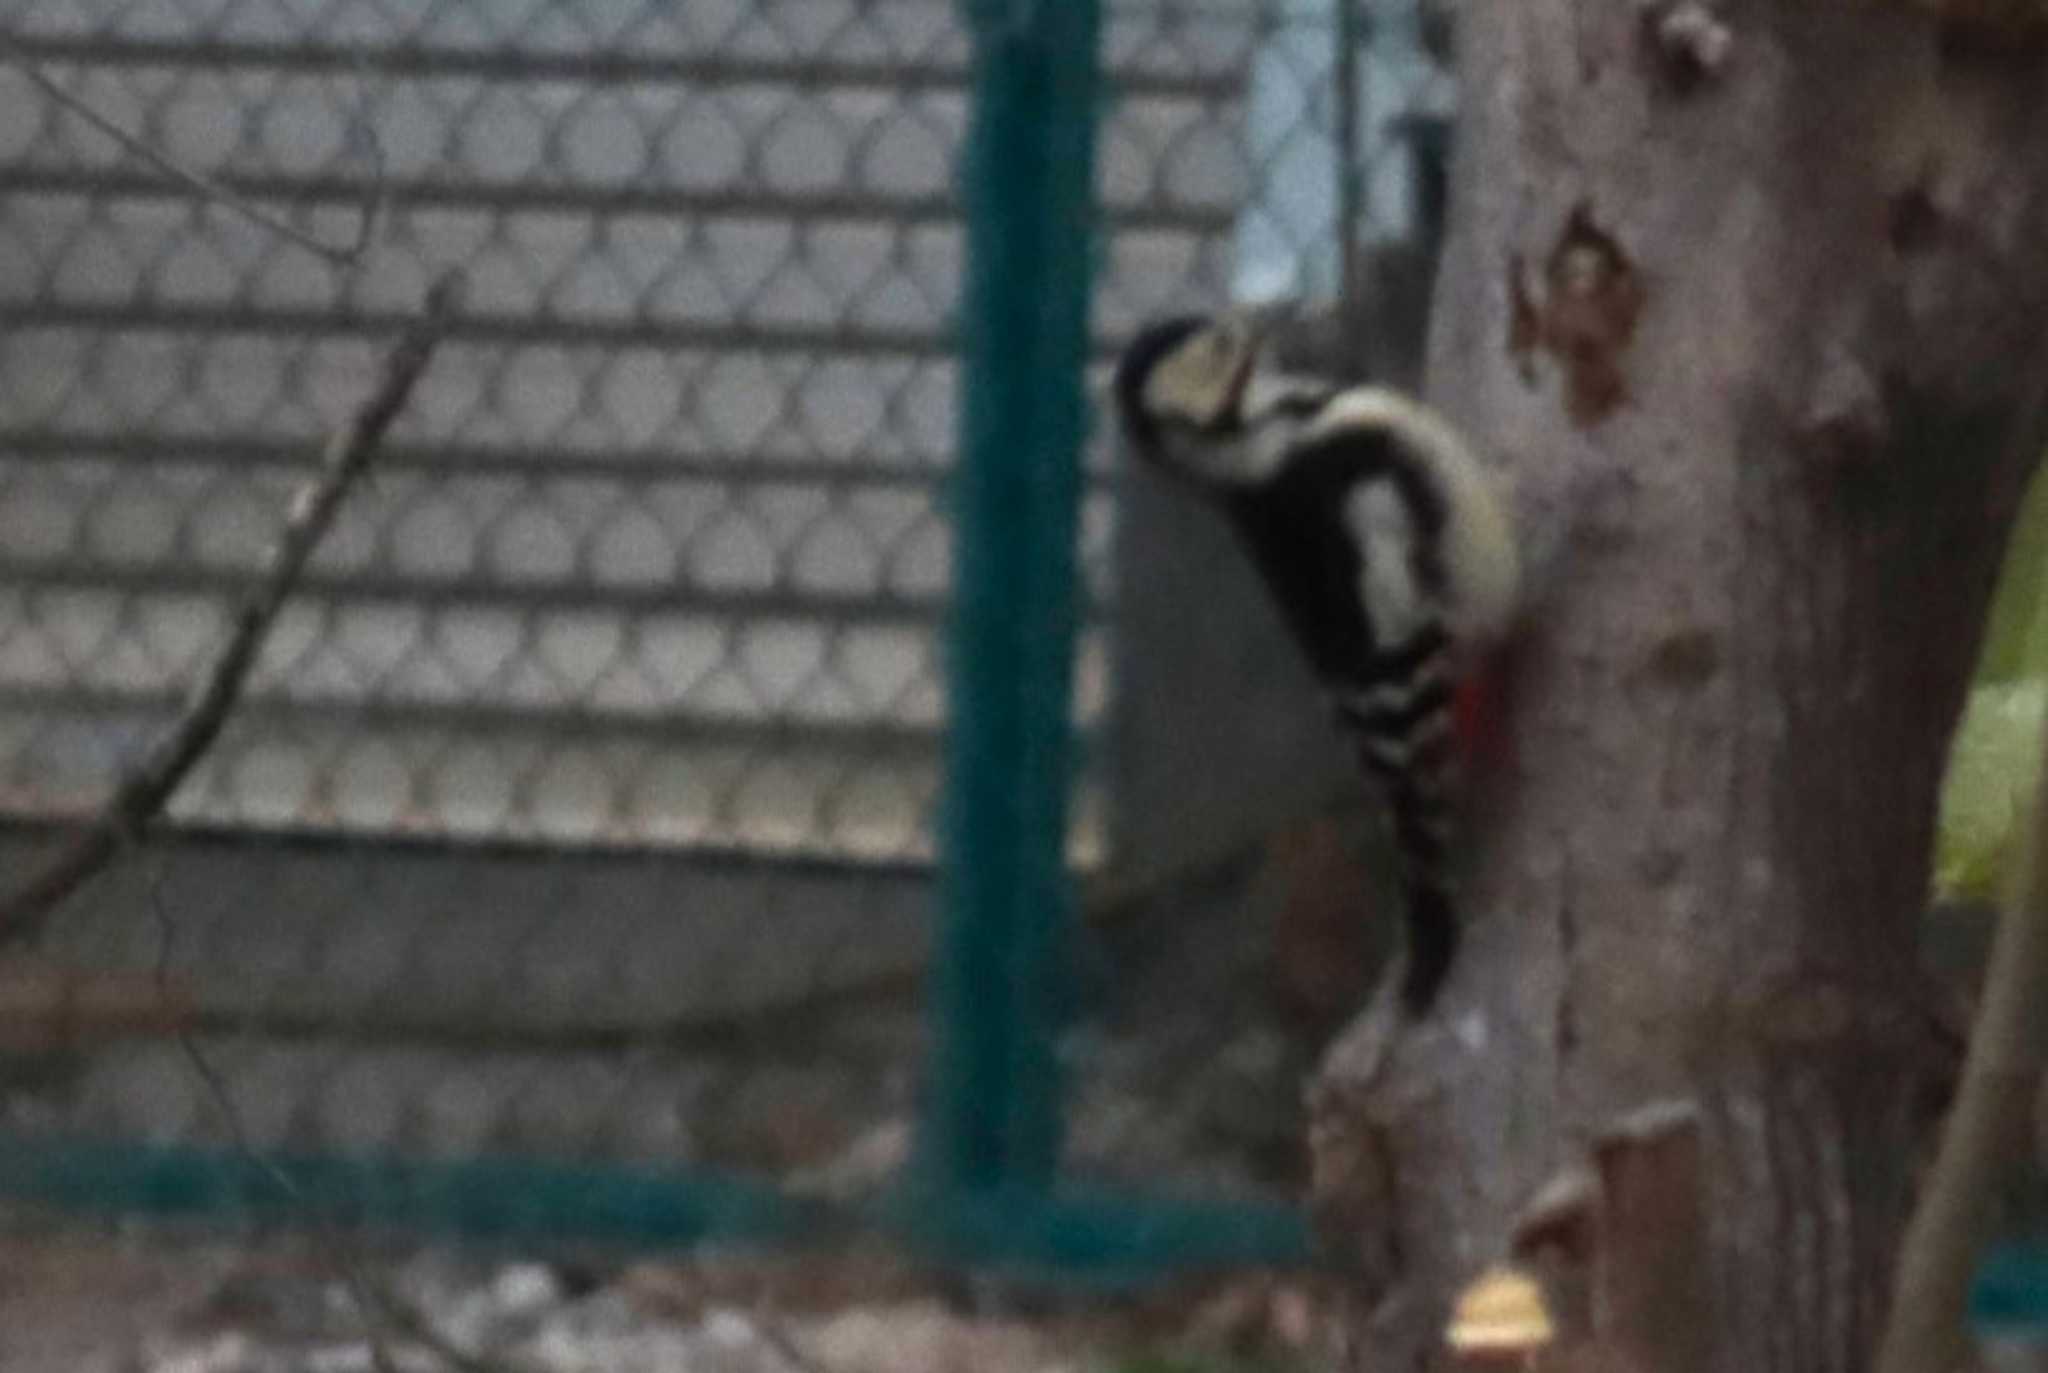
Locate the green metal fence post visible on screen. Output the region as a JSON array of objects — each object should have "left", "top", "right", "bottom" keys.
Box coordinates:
[{"left": 922, "top": 0, "right": 1104, "bottom": 1195}]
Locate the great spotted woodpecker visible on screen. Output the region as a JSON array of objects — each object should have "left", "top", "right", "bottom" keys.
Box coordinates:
[{"left": 1113, "top": 309, "right": 1520, "bottom": 1015}]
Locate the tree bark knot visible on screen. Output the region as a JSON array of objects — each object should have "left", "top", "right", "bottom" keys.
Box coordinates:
[
  {"left": 1508, "top": 204, "right": 1644, "bottom": 427},
  {"left": 1642, "top": 1, "right": 1736, "bottom": 93},
  {"left": 1798, "top": 351, "right": 1891, "bottom": 473}
]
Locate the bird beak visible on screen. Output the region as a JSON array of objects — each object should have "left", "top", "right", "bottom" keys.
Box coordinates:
[{"left": 1219, "top": 316, "right": 1265, "bottom": 422}]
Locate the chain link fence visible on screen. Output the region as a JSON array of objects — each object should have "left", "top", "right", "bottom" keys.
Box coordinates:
[{"left": 0, "top": 0, "right": 1450, "bottom": 1218}]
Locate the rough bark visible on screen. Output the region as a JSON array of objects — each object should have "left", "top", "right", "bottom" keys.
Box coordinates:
[{"left": 1309, "top": 4, "right": 2048, "bottom": 1369}]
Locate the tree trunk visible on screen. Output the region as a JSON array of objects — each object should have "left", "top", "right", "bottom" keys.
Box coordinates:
[{"left": 1309, "top": 5, "right": 2048, "bottom": 1369}]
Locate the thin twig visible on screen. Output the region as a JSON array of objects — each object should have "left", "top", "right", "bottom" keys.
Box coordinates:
[
  {"left": 1875, "top": 706, "right": 2048, "bottom": 1371},
  {"left": 0, "top": 275, "right": 459, "bottom": 946},
  {"left": 0, "top": 29, "right": 383, "bottom": 264},
  {"left": 145, "top": 857, "right": 471, "bottom": 1373},
  {"left": 743, "top": 1304, "right": 836, "bottom": 1373},
  {"left": 363, "top": 1276, "right": 540, "bottom": 1373}
]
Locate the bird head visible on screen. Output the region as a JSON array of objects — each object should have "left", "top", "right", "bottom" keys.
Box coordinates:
[{"left": 1111, "top": 309, "right": 1266, "bottom": 487}]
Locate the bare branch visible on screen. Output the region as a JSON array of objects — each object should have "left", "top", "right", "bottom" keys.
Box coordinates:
[
  {"left": 0, "top": 28, "right": 384, "bottom": 264},
  {"left": 1878, "top": 671, "right": 2048, "bottom": 1370},
  {"left": 0, "top": 275, "right": 459, "bottom": 946}
]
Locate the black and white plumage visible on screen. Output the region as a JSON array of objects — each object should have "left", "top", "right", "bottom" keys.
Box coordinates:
[{"left": 1113, "top": 310, "right": 1519, "bottom": 1014}]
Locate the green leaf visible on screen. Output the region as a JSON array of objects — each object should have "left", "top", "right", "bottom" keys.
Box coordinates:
[
  {"left": 1935, "top": 680, "right": 2047, "bottom": 905},
  {"left": 1976, "top": 460, "right": 2048, "bottom": 684},
  {"left": 1933, "top": 454, "right": 2048, "bottom": 899}
]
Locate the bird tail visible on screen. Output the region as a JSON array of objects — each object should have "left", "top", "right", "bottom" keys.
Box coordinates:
[
  {"left": 1388, "top": 779, "right": 1458, "bottom": 1014},
  {"left": 1333, "top": 669, "right": 1462, "bottom": 1015}
]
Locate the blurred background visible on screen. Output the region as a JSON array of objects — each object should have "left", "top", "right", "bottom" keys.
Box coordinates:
[{"left": 0, "top": 2, "right": 1459, "bottom": 1368}]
